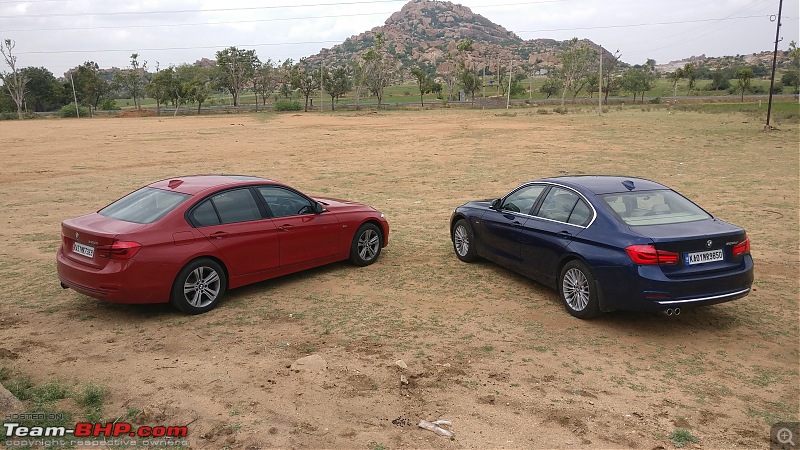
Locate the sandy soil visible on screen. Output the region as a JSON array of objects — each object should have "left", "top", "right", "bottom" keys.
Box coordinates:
[{"left": 0, "top": 108, "right": 798, "bottom": 449}]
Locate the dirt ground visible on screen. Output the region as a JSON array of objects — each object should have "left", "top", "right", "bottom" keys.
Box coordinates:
[{"left": 0, "top": 108, "right": 798, "bottom": 449}]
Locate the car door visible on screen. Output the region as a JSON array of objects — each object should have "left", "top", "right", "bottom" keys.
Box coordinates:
[
  {"left": 256, "top": 186, "right": 340, "bottom": 268},
  {"left": 478, "top": 184, "right": 547, "bottom": 270},
  {"left": 518, "top": 186, "right": 593, "bottom": 283},
  {"left": 191, "top": 187, "right": 280, "bottom": 277}
]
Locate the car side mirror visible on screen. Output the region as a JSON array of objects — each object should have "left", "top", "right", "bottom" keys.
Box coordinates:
[
  {"left": 491, "top": 198, "right": 502, "bottom": 210},
  {"left": 313, "top": 202, "right": 326, "bottom": 214}
]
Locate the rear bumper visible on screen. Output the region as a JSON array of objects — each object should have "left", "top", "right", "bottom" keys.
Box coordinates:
[
  {"left": 595, "top": 255, "right": 754, "bottom": 312},
  {"left": 56, "top": 248, "right": 172, "bottom": 304}
]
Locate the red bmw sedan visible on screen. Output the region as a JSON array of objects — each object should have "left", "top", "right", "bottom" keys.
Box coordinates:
[{"left": 57, "top": 175, "right": 389, "bottom": 314}]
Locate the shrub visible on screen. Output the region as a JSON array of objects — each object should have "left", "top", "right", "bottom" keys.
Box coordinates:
[
  {"left": 553, "top": 106, "right": 567, "bottom": 114},
  {"left": 59, "top": 103, "right": 90, "bottom": 118},
  {"left": 274, "top": 100, "right": 302, "bottom": 111},
  {"left": 649, "top": 96, "right": 661, "bottom": 104},
  {"left": 537, "top": 108, "right": 549, "bottom": 115},
  {"left": 669, "top": 428, "right": 699, "bottom": 448},
  {"left": 99, "top": 98, "right": 120, "bottom": 110}
]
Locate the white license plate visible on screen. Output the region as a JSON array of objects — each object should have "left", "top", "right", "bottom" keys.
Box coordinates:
[
  {"left": 73, "top": 242, "right": 94, "bottom": 258},
  {"left": 685, "top": 249, "right": 723, "bottom": 265}
]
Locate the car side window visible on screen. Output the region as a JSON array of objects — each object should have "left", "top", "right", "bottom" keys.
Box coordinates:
[
  {"left": 501, "top": 185, "right": 546, "bottom": 214},
  {"left": 257, "top": 186, "right": 315, "bottom": 218},
  {"left": 210, "top": 188, "right": 262, "bottom": 224},
  {"left": 536, "top": 187, "right": 580, "bottom": 223},
  {"left": 191, "top": 199, "right": 221, "bottom": 227},
  {"left": 568, "top": 199, "right": 592, "bottom": 226}
]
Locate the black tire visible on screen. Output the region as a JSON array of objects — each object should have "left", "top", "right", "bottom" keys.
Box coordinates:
[
  {"left": 452, "top": 219, "right": 477, "bottom": 262},
  {"left": 558, "top": 260, "right": 601, "bottom": 319},
  {"left": 349, "top": 223, "right": 382, "bottom": 266},
  {"left": 170, "top": 258, "right": 227, "bottom": 314}
]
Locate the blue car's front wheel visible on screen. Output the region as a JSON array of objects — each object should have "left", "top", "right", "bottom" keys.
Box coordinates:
[
  {"left": 453, "top": 219, "right": 477, "bottom": 262},
  {"left": 559, "top": 260, "right": 600, "bottom": 319}
]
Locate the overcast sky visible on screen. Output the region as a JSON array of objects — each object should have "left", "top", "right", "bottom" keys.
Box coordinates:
[{"left": 1, "top": 0, "right": 797, "bottom": 77}]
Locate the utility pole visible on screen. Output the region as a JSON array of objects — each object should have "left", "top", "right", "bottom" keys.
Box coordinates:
[
  {"left": 482, "top": 55, "right": 486, "bottom": 99},
  {"left": 765, "top": 0, "right": 783, "bottom": 131},
  {"left": 506, "top": 59, "right": 513, "bottom": 109},
  {"left": 70, "top": 74, "right": 80, "bottom": 118},
  {"left": 598, "top": 46, "right": 603, "bottom": 115}
]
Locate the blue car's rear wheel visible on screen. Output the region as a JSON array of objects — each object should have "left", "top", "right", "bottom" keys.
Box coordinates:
[
  {"left": 453, "top": 219, "right": 477, "bottom": 262},
  {"left": 559, "top": 260, "right": 600, "bottom": 319}
]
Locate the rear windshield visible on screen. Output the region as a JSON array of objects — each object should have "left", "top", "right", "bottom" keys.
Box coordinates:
[
  {"left": 99, "top": 187, "right": 190, "bottom": 224},
  {"left": 602, "top": 190, "right": 711, "bottom": 226}
]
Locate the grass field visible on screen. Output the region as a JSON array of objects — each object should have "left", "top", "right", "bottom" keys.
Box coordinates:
[{"left": 0, "top": 108, "right": 797, "bottom": 449}]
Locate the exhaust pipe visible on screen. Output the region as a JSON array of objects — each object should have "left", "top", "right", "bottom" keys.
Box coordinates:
[
  {"left": 674, "top": 307, "right": 681, "bottom": 316},
  {"left": 665, "top": 308, "right": 673, "bottom": 316}
]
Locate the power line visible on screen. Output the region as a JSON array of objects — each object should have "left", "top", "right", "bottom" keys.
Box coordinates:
[
  {"left": 515, "top": 15, "right": 772, "bottom": 34},
  {"left": 14, "top": 14, "right": 777, "bottom": 56},
  {"left": 0, "top": 0, "right": 573, "bottom": 19},
  {"left": 0, "top": 0, "right": 406, "bottom": 18},
  {"left": 3, "top": 11, "right": 395, "bottom": 32},
  {"left": 19, "top": 40, "right": 347, "bottom": 55}
]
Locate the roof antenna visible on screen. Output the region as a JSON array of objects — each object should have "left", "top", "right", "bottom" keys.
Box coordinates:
[{"left": 622, "top": 180, "right": 635, "bottom": 191}]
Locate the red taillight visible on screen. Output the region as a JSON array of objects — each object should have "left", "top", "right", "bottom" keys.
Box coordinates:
[
  {"left": 625, "top": 245, "right": 679, "bottom": 265},
  {"left": 732, "top": 237, "right": 750, "bottom": 257},
  {"left": 97, "top": 241, "right": 142, "bottom": 260}
]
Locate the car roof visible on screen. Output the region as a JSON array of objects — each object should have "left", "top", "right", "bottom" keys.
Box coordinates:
[
  {"left": 538, "top": 176, "right": 669, "bottom": 195},
  {"left": 148, "top": 175, "right": 276, "bottom": 195}
]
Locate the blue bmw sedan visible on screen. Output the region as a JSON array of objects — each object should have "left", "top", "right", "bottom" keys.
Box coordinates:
[{"left": 449, "top": 176, "right": 753, "bottom": 319}]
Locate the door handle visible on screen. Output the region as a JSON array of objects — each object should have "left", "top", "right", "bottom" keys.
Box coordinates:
[
  {"left": 558, "top": 230, "right": 572, "bottom": 238},
  {"left": 209, "top": 231, "right": 229, "bottom": 239},
  {"left": 278, "top": 224, "right": 294, "bottom": 232}
]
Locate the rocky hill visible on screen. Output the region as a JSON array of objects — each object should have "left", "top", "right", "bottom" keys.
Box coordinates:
[
  {"left": 655, "top": 51, "right": 793, "bottom": 74},
  {"left": 304, "top": 0, "right": 608, "bottom": 76}
]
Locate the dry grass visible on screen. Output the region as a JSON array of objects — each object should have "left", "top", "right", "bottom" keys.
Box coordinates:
[{"left": 0, "top": 109, "right": 797, "bottom": 449}]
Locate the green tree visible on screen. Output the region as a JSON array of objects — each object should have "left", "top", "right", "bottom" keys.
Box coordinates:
[
  {"left": 460, "top": 68, "right": 481, "bottom": 102},
  {"left": 362, "top": 33, "right": 395, "bottom": 108},
  {"left": 734, "top": 67, "right": 753, "bottom": 101},
  {"left": 558, "top": 38, "right": 596, "bottom": 106},
  {"left": 683, "top": 63, "right": 697, "bottom": 95},
  {"left": 114, "top": 53, "right": 148, "bottom": 110},
  {"left": 1, "top": 38, "right": 27, "bottom": 119},
  {"left": 21, "top": 66, "right": 64, "bottom": 112},
  {"left": 290, "top": 59, "right": 319, "bottom": 112},
  {"left": 410, "top": 66, "right": 433, "bottom": 106},
  {"left": 786, "top": 40, "right": 799, "bottom": 97},
  {"left": 182, "top": 64, "right": 211, "bottom": 113},
  {"left": 277, "top": 59, "right": 294, "bottom": 99},
  {"left": 666, "top": 68, "right": 684, "bottom": 100},
  {"left": 621, "top": 67, "right": 652, "bottom": 103},
  {"left": 322, "top": 66, "right": 351, "bottom": 111},
  {"left": 215, "top": 46, "right": 259, "bottom": 107},
  {"left": 584, "top": 72, "right": 598, "bottom": 98},
  {"left": 253, "top": 61, "right": 278, "bottom": 107},
  {"left": 539, "top": 76, "right": 562, "bottom": 99},
  {"left": 146, "top": 64, "right": 170, "bottom": 115},
  {"left": 601, "top": 49, "right": 622, "bottom": 104},
  {"left": 709, "top": 69, "right": 731, "bottom": 91},
  {"left": 72, "top": 61, "right": 109, "bottom": 113}
]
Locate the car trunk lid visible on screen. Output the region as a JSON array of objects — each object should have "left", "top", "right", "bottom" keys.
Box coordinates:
[
  {"left": 629, "top": 219, "right": 748, "bottom": 277},
  {"left": 61, "top": 213, "right": 147, "bottom": 269}
]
